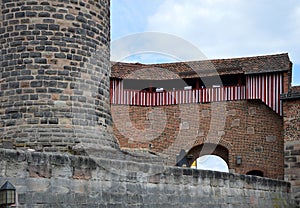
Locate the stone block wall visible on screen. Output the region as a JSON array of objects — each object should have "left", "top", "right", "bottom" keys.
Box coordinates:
[
  {"left": 282, "top": 86, "right": 300, "bottom": 206},
  {"left": 112, "top": 100, "right": 284, "bottom": 179},
  {"left": 0, "top": 0, "right": 118, "bottom": 152},
  {"left": 0, "top": 149, "right": 295, "bottom": 207}
]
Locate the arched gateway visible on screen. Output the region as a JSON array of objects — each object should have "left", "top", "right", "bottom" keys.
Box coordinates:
[{"left": 186, "top": 143, "right": 229, "bottom": 168}]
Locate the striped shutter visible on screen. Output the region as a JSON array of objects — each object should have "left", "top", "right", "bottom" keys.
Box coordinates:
[{"left": 246, "top": 73, "right": 283, "bottom": 116}]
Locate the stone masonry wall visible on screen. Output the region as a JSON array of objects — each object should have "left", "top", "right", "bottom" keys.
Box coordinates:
[
  {"left": 0, "top": 149, "right": 296, "bottom": 207},
  {"left": 0, "top": 0, "right": 118, "bottom": 152},
  {"left": 282, "top": 86, "right": 300, "bottom": 207},
  {"left": 112, "top": 100, "right": 284, "bottom": 179}
]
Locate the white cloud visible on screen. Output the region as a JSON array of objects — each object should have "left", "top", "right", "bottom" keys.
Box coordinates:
[
  {"left": 111, "top": 32, "right": 207, "bottom": 62},
  {"left": 146, "top": 0, "right": 300, "bottom": 62},
  {"left": 111, "top": 0, "right": 300, "bottom": 85}
]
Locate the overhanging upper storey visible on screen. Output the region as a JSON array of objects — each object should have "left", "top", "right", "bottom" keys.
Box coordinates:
[{"left": 110, "top": 53, "right": 293, "bottom": 116}]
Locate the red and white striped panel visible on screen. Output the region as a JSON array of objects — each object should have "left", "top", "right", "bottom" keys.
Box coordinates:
[
  {"left": 111, "top": 79, "right": 123, "bottom": 104},
  {"left": 111, "top": 81, "right": 247, "bottom": 107},
  {"left": 246, "top": 73, "right": 283, "bottom": 116}
]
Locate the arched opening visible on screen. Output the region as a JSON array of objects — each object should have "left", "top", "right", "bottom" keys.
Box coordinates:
[
  {"left": 179, "top": 143, "right": 229, "bottom": 172},
  {"left": 246, "top": 170, "right": 264, "bottom": 177},
  {"left": 191, "top": 155, "right": 229, "bottom": 172},
  {"left": 187, "top": 143, "right": 229, "bottom": 165}
]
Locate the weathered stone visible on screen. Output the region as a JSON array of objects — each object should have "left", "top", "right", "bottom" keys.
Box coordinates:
[
  {"left": 231, "top": 119, "right": 240, "bottom": 127},
  {"left": 247, "top": 127, "right": 255, "bottom": 134},
  {"left": 227, "top": 109, "right": 237, "bottom": 116},
  {"left": 180, "top": 122, "right": 189, "bottom": 130},
  {"left": 200, "top": 109, "right": 209, "bottom": 118},
  {"left": 0, "top": 151, "right": 285, "bottom": 208},
  {"left": 266, "top": 135, "right": 277, "bottom": 142}
]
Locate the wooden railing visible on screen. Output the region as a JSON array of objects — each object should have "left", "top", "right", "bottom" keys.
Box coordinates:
[{"left": 111, "top": 86, "right": 246, "bottom": 106}]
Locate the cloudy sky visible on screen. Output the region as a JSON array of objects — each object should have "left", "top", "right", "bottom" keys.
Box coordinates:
[
  {"left": 196, "top": 155, "right": 229, "bottom": 172},
  {"left": 111, "top": 0, "right": 300, "bottom": 85}
]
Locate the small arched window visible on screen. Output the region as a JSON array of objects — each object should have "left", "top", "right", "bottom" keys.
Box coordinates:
[{"left": 246, "top": 170, "right": 264, "bottom": 177}]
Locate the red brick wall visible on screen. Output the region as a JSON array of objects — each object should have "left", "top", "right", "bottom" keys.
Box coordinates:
[
  {"left": 111, "top": 100, "right": 284, "bottom": 179},
  {"left": 283, "top": 71, "right": 291, "bottom": 94}
]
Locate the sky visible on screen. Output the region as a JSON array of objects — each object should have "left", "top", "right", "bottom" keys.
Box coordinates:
[
  {"left": 111, "top": 0, "right": 300, "bottom": 86},
  {"left": 195, "top": 155, "right": 229, "bottom": 172}
]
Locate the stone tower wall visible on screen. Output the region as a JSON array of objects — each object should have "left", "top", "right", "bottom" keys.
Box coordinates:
[
  {"left": 282, "top": 86, "right": 300, "bottom": 207},
  {"left": 0, "top": 0, "right": 118, "bottom": 152}
]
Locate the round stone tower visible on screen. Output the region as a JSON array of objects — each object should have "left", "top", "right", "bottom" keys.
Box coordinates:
[{"left": 0, "top": 0, "right": 118, "bottom": 152}]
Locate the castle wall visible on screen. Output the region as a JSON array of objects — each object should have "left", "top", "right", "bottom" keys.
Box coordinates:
[
  {"left": 0, "top": 0, "right": 298, "bottom": 207},
  {"left": 0, "top": 0, "right": 118, "bottom": 152},
  {"left": 282, "top": 87, "right": 300, "bottom": 206},
  {"left": 0, "top": 149, "right": 295, "bottom": 208},
  {"left": 112, "top": 100, "right": 284, "bottom": 179}
]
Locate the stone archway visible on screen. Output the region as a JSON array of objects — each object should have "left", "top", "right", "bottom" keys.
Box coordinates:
[{"left": 186, "top": 143, "right": 229, "bottom": 168}]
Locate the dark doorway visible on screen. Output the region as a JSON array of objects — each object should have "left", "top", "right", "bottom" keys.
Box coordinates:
[{"left": 246, "top": 170, "right": 264, "bottom": 177}]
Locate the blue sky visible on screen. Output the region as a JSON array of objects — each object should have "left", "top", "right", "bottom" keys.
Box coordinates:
[{"left": 111, "top": 0, "right": 300, "bottom": 86}]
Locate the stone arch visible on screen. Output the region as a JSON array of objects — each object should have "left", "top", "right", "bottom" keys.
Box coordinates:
[
  {"left": 193, "top": 138, "right": 233, "bottom": 151},
  {"left": 185, "top": 143, "right": 229, "bottom": 168}
]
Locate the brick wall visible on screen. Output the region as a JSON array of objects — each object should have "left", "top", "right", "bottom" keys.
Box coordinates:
[
  {"left": 0, "top": 0, "right": 118, "bottom": 152},
  {"left": 112, "top": 100, "right": 284, "bottom": 179},
  {"left": 282, "top": 87, "right": 300, "bottom": 206}
]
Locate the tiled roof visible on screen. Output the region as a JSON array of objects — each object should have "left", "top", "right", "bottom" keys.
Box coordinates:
[
  {"left": 111, "top": 53, "right": 292, "bottom": 80},
  {"left": 281, "top": 86, "right": 300, "bottom": 100},
  {"left": 291, "top": 86, "right": 300, "bottom": 93}
]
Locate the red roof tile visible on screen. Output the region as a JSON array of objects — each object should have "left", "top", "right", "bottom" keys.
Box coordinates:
[{"left": 111, "top": 53, "right": 292, "bottom": 80}]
